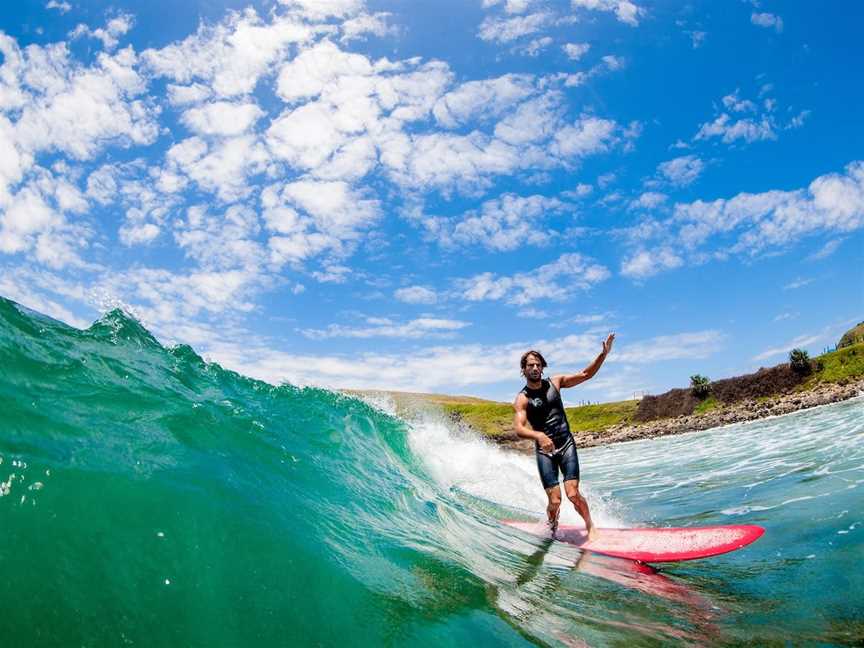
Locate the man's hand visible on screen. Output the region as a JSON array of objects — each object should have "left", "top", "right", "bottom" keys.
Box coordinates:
[
  {"left": 537, "top": 433, "right": 554, "bottom": 454},
  {"left": 602, "top": 332, "right": 615, "bottom": 356}
]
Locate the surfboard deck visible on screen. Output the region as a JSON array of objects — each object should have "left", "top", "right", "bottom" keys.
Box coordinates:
[{"left": 502, "top": 519, "right": 765, "bottom": 563}]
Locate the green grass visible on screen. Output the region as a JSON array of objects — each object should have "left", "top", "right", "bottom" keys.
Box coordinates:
[
  {"left": 439, "top": 398, "right": 639, "bottom": 439},
  {"left": 564, "top": 400, "right": 639, "bottom": 433},
  {"left": 694, "top": 396, "right": 721, "bottom": 415},
  {"left": 807, "top": 342, "right": 864, "bottom": 385},
  {"left": 441, "top": 402, "right": 514, "bottom": 438}
]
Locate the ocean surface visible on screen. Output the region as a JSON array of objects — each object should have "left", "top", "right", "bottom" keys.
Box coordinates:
[{"left": 1, "top": 296, "right": 862, "bottom": 647}]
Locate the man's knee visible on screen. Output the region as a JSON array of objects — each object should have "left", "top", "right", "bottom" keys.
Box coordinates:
[
  {"left": 563, "top": 479, "right": 581, "bottom": 499},
  {"left": 546, "top": 487, "right": 562, "bottom": 507}
]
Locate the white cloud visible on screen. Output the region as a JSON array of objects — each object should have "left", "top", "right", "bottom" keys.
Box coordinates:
[
  {"left": 395, "top": 286, "right": 438, "bottom": 304},
  {"left": 0, "top": 165, "right": 92, "bottom": 268},
  {"left": 281, "top": 179, "right": 380, "bottom": 236},
  {"left": 278, "top": 0, "right": 364, "bottom": 21},
  {"left": 119, "top": 222, "right": 159, "bottom": 246},
  {"left": 432, "top": 74, "right": 537, "bottom": 128},
  {"left": 562, "top": 42, "right": 590, "bottom": 60},
  {"left": 458, "top": 253, "right": 610, "bottom": 305},
  {"left": 180, "top": 101, "right": 264, "bottom": 136},
  {"left": 483, "top": 0, "right": 540, "bottom": 13},
  {"left": 4, "top": 44, "right": 159, "bottom": 164},
  {"left": 751, "top": 12, "right": 783, "bottom": 33},
  {"left": 261, "top": 179, "right": 380, "bottom": 267},
  {"left": 311, "top": 263, "right": 352, "bottom": 283},
  {"left": 752, "top": 332, "right": 824, "bottom": 363},
  {"left": 807, "top": 238, "right": 843, "bottom": 261},
  {"left": 200, "top": 327, "right": 722, "bottom": 395},
  {"left": 695, "top": 113, "right": 776, "bottom": 144},
  {"left": 688, "top": 31, "right": 706, "bottom": 48},
  {"left": 629, "top": 191, "right": 667, "bottom": 210},
  {"left": 264, "top": 40, "right": 618, "bottom": 194},
  {"left": 142, "top": 9, "right": 313, "bottom": 98},
  {"left": 446, "top": 193, "right": 566, "bottom": 250},
  {"left": 783, "top": 277, "right": 815, "bottom": 291},
  {"left": 97, "top": 267, "right": 262, "bottom": 319},
  {"left": 613, "top": 330, "right": 726, "bottom": 363},
  {"left": 477, "top": 12, "right": 554, "bottom": 44},
  {"left": 722, "top": 90, "right": 757, "bottom": 113},
  {"left": 46, "top": 1, "right": 72, "bottom": 14},
  {"left": 693, "top": 89, "right": 805, "bottom": 145},
  {"left": 571, "top": 0, "right": 644, "bottom": 26},
  {"left": 601, "top": 55, "right": 625, "bottom": 71},
  {"left": 553, "top": 115, "right": 617, "bottom": 157},
  {"left": 301, "top": 316, "right": 469, "bottom": 340},
  {"left": 618, "top": 161, "right": 864, "bottom": 279},
  {"left": 787, "top": 109, "right": 811, "bottom": 130},
  {"left": 274, "top": 39, "right": 374, "bottom": 104},
  {"left": 164, "top": 135, "right": 270, "bottom": 202},
  {"left": 773, "top": 312, "right": 798, "bottom": 322},
  {"left": 620, "top": 248, "right": 683, "bottom": 279},
  {"left": 657, "top": 155, "right": 704, "bottom": 186},
  {"left": 340, "top": 12, "right": 396, "bottom": 42},
  {"left": 70, "top": 13, "right": 134, "bottom": 51},
  {"left": 174, "top": 204, "right": 264, "bottom": 271},
  {"left": 515, "top": 36, "right": 553, "bottom": 57},
  {"left": 166, "top": 83, "right": 212, "bottom": 106}
]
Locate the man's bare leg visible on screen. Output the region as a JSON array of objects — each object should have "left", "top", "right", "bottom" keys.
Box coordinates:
[
  {"left": 544, "top": 485, "right": 562, "bottom": 535},
  {"left": 564, "top": 479, "right": 597, "bottom": 542}
]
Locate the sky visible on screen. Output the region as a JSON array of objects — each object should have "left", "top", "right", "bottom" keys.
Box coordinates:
[{"left": 0, "top": 0, "right": 862, "bottom": 403}]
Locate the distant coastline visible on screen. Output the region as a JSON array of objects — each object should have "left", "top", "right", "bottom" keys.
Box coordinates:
[
  {"left": 350, "top": 339, "right": 864, "bottom": 454},
  {"left": 495, "top": 377, "right": 864, "bottom": 453}
]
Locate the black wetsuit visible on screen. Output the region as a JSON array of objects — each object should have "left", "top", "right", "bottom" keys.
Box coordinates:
[{"left": 521, "top": 379, "right": 580, "bottom": 489}]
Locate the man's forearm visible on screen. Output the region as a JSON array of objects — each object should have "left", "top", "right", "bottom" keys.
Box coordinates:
[
  {"left": 583, "top": 349, "right": 608, "bottom": 378},
  {"left": 515, "top": 425, "right": 541, "bottom": 441}
]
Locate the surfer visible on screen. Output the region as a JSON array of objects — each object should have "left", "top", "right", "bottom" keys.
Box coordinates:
[{"left": 513, "top": 334, "right": 615, "bottom": 541}]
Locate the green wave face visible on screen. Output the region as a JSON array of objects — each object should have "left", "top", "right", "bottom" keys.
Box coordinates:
[{"left": 0, "top": 297, "right": 489, "bottom": 647}]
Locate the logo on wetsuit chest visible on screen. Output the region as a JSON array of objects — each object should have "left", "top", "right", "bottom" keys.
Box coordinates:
[{"left": 531, "top": 398, "right": 543, "bottom": 408}]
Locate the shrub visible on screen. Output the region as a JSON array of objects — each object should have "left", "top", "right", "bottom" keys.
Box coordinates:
[
  {"left": 789, "top": 348, "right": 812, "bottom": 375},
  {"left": 690, "top": 374, "right": 711, "bottom": 398}
]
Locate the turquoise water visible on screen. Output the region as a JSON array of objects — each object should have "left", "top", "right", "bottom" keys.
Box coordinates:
[{"left": 1, "top": 296, "right": 862, "bottom": 646}]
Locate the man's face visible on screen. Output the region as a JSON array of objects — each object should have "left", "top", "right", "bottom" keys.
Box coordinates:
[{"left": 524, "top": 355, "right": 543, "bottom": 381}]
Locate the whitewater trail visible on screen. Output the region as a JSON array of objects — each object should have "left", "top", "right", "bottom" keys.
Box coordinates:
[{"left": 357, "top": 392, "right": 628, "bottom": 529}]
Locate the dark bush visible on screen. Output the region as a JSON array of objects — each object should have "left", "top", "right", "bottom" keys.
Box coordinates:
[
  {"left": 690, "top": 374, "right": 711, "bottom": 398},
  {"left": 789, "top": 348, "right": 812, "bottom": 375}
]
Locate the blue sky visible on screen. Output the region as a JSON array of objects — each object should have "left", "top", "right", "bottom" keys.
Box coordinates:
[{"left": 0, "top": 0, "right": 862, "bottom": 402}]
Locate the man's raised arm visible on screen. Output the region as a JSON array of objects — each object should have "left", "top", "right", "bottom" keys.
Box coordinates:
[{"left": 552, "top": 333, "right": 615, "bottom": 390}]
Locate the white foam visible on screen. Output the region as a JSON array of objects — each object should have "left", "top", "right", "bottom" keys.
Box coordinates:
[{"left": 402, "top": 408, "right": 627, "bottom": 528}]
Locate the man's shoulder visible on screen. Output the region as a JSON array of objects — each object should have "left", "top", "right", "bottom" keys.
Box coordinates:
[{"left": 513, "top": 390, "right": 529, "bottom": 409}]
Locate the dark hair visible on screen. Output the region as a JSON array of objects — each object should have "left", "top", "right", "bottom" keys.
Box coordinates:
[{"left": 520, "top": 350, "right": 547, "bottom": 375}]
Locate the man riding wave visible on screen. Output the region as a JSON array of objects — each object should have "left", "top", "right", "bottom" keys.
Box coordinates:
[{"left": 513, "top": 334, "right": 615, "bottom": 541}]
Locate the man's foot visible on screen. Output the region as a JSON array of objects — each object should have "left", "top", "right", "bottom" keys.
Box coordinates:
[{"left": 586, "top": 526, "right": 599, "bottom": 543}]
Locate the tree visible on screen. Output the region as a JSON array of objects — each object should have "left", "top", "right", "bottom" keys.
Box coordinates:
[
  {"left": 690, "top": 374, "right": 711, "bottom": 398},
  {"left": 789, "top": 348, "right": 812, "bottom": 375}
]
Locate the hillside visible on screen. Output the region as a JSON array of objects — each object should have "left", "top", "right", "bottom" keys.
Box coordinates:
[{"left": 839, "top": 321, "right": 864, "bottom": 349}]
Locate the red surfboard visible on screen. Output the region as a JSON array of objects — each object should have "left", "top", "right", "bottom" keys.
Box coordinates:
[{"left": 502, "top": 519, "right": 765, "bottom": 563}]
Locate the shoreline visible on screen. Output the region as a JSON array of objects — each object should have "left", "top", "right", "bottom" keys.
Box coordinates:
[{"left": 486, "top": 378, "right": 864, "bottom": 454}]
